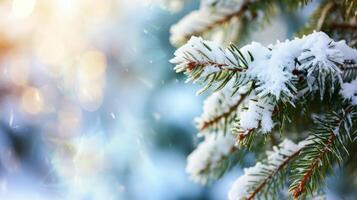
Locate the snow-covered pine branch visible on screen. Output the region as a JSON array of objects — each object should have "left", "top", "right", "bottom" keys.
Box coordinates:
[
  {"left": 170, "top": 36, "right": 247, "bottom": 94},
  {"left": 228, "top": 139, "right": 304, "bottom": 200},
  {"left": 172, "top": 32, "right": 357, "bottom": 142},
  {"left": 170, "top": 0, "right": 252, "bottom": 45},
  {"left": 228, "top": 105, "right": 357, "bottom": 200},
  {"left": 186, "top": 131, "right": 238, "bottom": 184},
  {"left": 195, "top": 84, "right": 250, "bottom": 135},
  {"left": 289, "top": 106, "right": 357, "bottom": 198}
]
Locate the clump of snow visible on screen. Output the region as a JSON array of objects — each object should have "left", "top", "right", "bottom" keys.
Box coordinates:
[
  {"left": 298, "top": 32, "right": 345, "bottom": 97},
  {"left": 298, "top": 32, "right": 344, "bottom": 66},
  {"left": 239, "top": 96, "right": 274, "bottom": 133},
  {"left": 239, "top": 32, "right": 355, "bottom": 100},
  {"left": 240, "top": 41, "right": 295, "bottom": 99},
  {"left": 335, "top": 40, "right": 357, "bottom": 61},
  {"left": 196, "top": 85, "right": 249, "bottom": 134},
  {"left": 228, "top": 139, "right": 301, "bottom": 200},
  {"left": 186, "top": 131, "right": 236, "bottom": 184},
  {"left": 340, "top": 79, "right": 357, "bottom": 105}
]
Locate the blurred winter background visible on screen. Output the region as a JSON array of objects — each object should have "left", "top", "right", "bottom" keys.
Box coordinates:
[{"left": 0, "top": 0, "right": 321, "bottom": 200}]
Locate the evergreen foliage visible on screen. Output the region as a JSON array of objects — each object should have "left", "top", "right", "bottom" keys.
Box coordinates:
[{"left": 170, "top": 0, "right": 357, "bottom": 199}]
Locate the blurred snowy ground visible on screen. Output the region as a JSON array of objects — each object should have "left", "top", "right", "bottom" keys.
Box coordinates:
[{"left": 0, "top": 0, "right": 318, "bottom": 200}]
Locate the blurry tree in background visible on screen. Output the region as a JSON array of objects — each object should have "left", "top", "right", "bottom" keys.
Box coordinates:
[{"left": 170, "top": 0, "right": 357, "bottom": 199}]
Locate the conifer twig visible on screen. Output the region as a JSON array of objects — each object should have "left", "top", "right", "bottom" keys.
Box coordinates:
[
  {"left": 199, "top": 91, "right": 249, "bottom": 131},
  {"left": 228, "top": 139, "right": 303, "bottom": 200},
  {"left": 247, "top": 148, "right": 301, "bottom": 200},
  {"left": 291, "top": 133, "right": 336, "bottom": 199},
  {"left": 290, "top": 106, "right": 355, "bottom": 199}
]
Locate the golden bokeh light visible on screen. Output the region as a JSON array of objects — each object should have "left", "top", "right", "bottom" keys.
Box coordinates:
[
  {"left": 34, "top": 34, "right": 66, "bottom": 68},
  {"left": 21, "top": 87, "right": 45, "bottom": 115},
  {"left": 78, "top": 50, "right": 107, "bottom": 80},
  {"left": 12, "top": 0, "right": 37, "bottom": 19},
  {"left": 76, "top": 50, "right": 106, "bottom": 112}
]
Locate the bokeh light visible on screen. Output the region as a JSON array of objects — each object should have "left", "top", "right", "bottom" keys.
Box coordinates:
[
  {"left": 12, "top": 0, "right": 36, "bottom": 19},
  {"left": 21, "top": 87, "right": 44, "bottom": 115}
]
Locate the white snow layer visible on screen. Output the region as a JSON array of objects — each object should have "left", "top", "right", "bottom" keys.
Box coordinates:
[
  {"left": 340, "top": 79, "right": 357, "bottom": 105},
  {"left": 228, "top": 139, "right": 303, "bottom": 200},
  {"left": 240, "top": 32, "right": 356, "bottom": 99},
  {"left": 239, "top": 96, "right": 275, "bottom": 133},
  {"left": 186, "top": 131, "right": 235, "bottom": 184}
]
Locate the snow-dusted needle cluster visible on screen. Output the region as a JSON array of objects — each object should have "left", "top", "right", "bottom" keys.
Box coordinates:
[
  {"left": 239, "top": 96, "right": 275, "bottom": 133},
  {"left": 228, "top": 139, "right": 303, "bottom": 200},
  {"left": 170, "top": 36, "right": 239, "bottom": 74},
  {"left": 186, "top": 132, "right": 236, "bottom": 184},
  {"left": 195, "top": 84, "right": 249, "bottom": 134}
]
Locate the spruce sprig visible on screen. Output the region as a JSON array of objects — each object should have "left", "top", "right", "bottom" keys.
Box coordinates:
[{"left": 289, "top": 105, "right": 357, "bottom": 198}]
